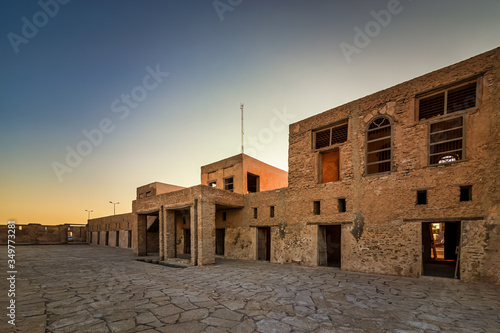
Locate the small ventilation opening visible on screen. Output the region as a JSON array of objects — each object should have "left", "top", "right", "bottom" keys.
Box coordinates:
[
  {"left": 253, "top": 208, "right": 258, "bottom": 219},
  {"left": 417, "top": 190, "right": 427, "bottom": 205},
  {"left": 460, "top": 186, "right": 472, "bottom": 202},
  {"left": 270, "top": 206, "right": 275, "bottom": 218},
  {"left": 313, "top": 201, "right": 321, "bottom": 215},
  {"left": 338, "top": 198, "right": 346, "bottom": 213}
]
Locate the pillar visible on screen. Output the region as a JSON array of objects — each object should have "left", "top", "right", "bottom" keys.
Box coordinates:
[
  {"left": 197, "top": 199, "right": 216, "bottom": 266},
  {"left": 165, "top": 209, "right": 176, "bottom": 258},
  {"left": 134, "top": 214, "right": 147, "bottom": 256},
  {"left": 190, "top": 200, "right": 198, "bottom": 266},
  {"left": 159, "top": 207, "right": 164, "bottom": 261}
]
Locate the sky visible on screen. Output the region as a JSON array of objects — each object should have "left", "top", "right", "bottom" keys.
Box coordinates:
[{"left": 1, "top": 0, "right": 499, "bottom": 225}]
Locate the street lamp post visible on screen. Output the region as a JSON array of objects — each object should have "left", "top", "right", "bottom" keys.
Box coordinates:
[
  {"left": 85, "top": 209, "right": 93, "bottom": 219},
  {"left": 109, "top": 201, "right": 119, "bottom": 215}
]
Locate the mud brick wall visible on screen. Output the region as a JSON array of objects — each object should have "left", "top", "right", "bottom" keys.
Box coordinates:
[
  {"left": 87, "top": 213, "right": 136, "bottom": 249},
  {"left": 281, "top": 48, "right": 500, "bottom": 282}
]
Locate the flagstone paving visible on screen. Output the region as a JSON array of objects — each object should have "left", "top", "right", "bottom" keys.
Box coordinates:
[{"left": 1, "top": 245, "right": 499, "bottom": 332}]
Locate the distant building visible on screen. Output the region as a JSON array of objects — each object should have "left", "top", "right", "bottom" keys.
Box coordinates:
[
  {"left": 88, "top": 47, "right": 500, "bottom": 284},
  {"left": 0, "top": 223, "right": 87, "bottom": 245}
]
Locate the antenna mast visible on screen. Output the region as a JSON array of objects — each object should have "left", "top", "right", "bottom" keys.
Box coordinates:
[{"left": 241, "top": 103, "right": 244, "bottom": 154}]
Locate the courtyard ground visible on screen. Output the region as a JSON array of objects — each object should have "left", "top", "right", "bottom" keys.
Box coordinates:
[{"left": 0, "top": 245, "right": 498, "bottom": 332}]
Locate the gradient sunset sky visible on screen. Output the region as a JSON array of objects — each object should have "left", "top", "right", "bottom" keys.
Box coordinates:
[{"left": 1, "top": 0, "right": 499, "bottom": 225}]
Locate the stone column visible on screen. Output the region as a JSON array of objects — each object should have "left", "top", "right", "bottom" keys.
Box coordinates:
[
  {"left": 197, "top": 199, "right": 216, "bottom": 266},
  {"left": 165, "top": 209, "right": 176, "bottom": 258},
  {"left": 190, "top": 200, "right": 198, "bottom": 266},
  {"left": 134, "top": 214, "right": 147, "bottom": 256},
  {"left": 159, "top": 206, "right": 164, "bottom": 261}
]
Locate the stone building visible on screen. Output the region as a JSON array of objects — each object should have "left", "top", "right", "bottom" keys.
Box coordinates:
[
  {"left": 0, "top": 223, "right": 87, "bottom": 245},
  {"left": 88, "top": 47, "right": 499, "bottom": 284}
]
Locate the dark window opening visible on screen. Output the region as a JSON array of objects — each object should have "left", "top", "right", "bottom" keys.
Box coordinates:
[
  {"left": 270, "top": 206, "right": 275, "bottom": 218},
  {"left": 224, "top": 177, "right": 234, "bottom": 192},
  {"left": 247, "top": 173, "right": 260, "bottom": 193},
  {"left": 313, "top": 201, "right": 321, "bottom": 215},
  {"left": 253, "top": 208, "right": 258, "bottom": 219},
  {"left": 418, "top": 81, "right": 477, "bottom": 120},
  {"left": 338, "top": 198, "right": 346, "bottom": 213},
  {"left": 314, "top": 122, "right": 348, "bottom": 149},
  {"left": 417, "top": 190, "right": 427, "bottom": 205},
  {"left": 460, "top": 186, "right": 472, "bottom": 202},
  {"left": 321, "top": 150, "right": 339, "bottom": 183},
  {"left": 366, "top": 117, "right": 392, "bottom": 175},
  {"left": 208, "top": 181, "right": 216, "bottom": 188},
  {"left": 429, "top": 117, "right": 464, "bottom": 165},
  {"left": 222, "top": 211, "right": 227, "bottom": 221}
]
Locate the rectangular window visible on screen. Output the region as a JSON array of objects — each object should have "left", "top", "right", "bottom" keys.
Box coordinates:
[
  {"left": 247, "top": 173, "right": 260, "bottom": 193},
  {"left": 270, "top": 206, "right": 275, "bottom": 218},
  {"left": 314, "top": 122, "right": 348, "bottom": 149},
  {"left": 417, "top": 190, "right": 427, "bottom": 205},
  {"left": 418, "top": 81, "right": 477, "bottom": 120},
  {"left": 222, "top": 211, "right": 227, "bottom": 221},
  {"left": 460, "top": 185, "right": 472, "bottom": 202},
  {"left": 208, "top": 181, "right": 216, "bottom": 188},
  {"left": 429, "top": 116, "right": 464, "bottom": 165},
  {"left": 338, "top": 198, "right": 346, "bottom": 213},
  {"left": 313, "top": 201, "right": 321, "bottom": 215},
  {"left": 224, "top": 177, "right": 234, "bottom": 192},
  {"left": 321, "top": 150, "right": 339, "bottom": 183},
  {"left": 253, "top": 208, "right": 258, "bottom": 219}
]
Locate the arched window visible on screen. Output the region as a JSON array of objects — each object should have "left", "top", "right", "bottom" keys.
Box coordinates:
[{"left": 366, "top": 116, "right": 392, "bottom": 175}]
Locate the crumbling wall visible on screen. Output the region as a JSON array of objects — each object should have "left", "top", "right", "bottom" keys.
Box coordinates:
[{"left": 282, "top": 48, "right": 499, "bottom": 282}]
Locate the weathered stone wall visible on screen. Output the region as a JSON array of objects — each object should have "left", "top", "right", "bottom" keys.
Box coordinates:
[
  {"left": 87, "top": 213, "right": 135, "bottom": 249},
  {"left": 281, "top": 47, "right": 500, "bottom": 282},
  {"left": 0, "top": 224, "right": 86, "bottom": 245}
]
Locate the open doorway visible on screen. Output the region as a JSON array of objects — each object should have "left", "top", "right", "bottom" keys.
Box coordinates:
[
  {"left": 422, "top": 222, "right": 461, "bottom": 278},
  {"left": 216, "top": 229, "right": 225, "bottom": 256},
  {"left": 257, "top": 227, "right": 271, "bottom": 261},
  {"left": 184, "top": 229, "right": 191, "bottom": 255},
  {"left": 318, "top": 225, "right": 341, "bottom": 268}
]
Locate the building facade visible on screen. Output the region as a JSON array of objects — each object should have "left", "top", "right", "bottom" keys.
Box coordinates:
[
  {"left": 88, "top": 48, "right": 499, "bottom": 284},
  {"left": 0, "top": 223, "right": 87, "bottom": 245}
]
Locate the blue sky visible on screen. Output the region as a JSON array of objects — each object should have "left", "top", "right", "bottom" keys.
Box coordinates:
[{"left": 1, "top": 0, "right": 499, "bottom": 224}]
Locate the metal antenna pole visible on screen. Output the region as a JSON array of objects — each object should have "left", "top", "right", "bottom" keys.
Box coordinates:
[{"left": 241, "top": 103, "right": 244, "bottom": 154}]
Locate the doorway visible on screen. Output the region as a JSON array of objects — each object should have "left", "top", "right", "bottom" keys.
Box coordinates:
[
  {"left": 422, "top": 222, "right": 461, "bottom": 278},
  {"left": 257, "top": 227, "right": 271, "bottom": 261},
  {"left": 184, "top": 229, "right": 191, "bottom": 255},
  {"left": 216, "top": 229, "right": 225, "bottom": 256},
  {"left": 318, "top": 225, "right": 341, "bottom": 268},
  {"left": 116, "top": 231, "right": 120, "bottom": 247}
]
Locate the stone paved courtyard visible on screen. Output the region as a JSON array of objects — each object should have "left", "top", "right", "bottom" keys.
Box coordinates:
[{"left": 1, "top": 245, "right": 499, "bottom": 333}]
